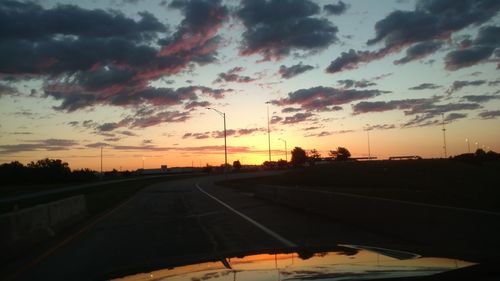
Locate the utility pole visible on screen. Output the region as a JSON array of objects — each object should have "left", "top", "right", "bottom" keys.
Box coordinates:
[
  {"left": 441, "top": 113, "right": 447, "bottom": 158},
  {"left": 207, "top": 107, "right": 228, "bottom": 179},
  {"left": 100, "top": 146, "right": 103, "bottom": 175},
  {"left": 367, "top": 129, "right": 371, "bottom": 159},
  {"left": 278, "top": 138, "right": 287, "bottom": 162},
  {"left": 266, "top": 102, "right": 271, "bottom": 162}
]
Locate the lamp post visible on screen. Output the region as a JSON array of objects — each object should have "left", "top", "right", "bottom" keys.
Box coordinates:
[
  {"left": 278, "top": 138, "right": 287, "bottom": 162},
  {"left": 100, "top": 146, "right": 103, "bottom": 174},
  {"left": 465, "top": 138, "right": 470, "bottom": 153},
  {"left": 265, "top": 101, "right": 271, "bottom": 162},
  {"left": 441, "top": 113, "right": 447, "bottom": 158},
  {"left": 366, "top": 124, "right": 371, "bottom": 159},
  {"left": 207, "top": 107, "right": 228, "bottom": 178}
]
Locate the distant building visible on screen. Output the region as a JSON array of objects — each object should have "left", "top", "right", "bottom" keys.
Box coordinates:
[{"left": 136, "top": 165, "right": 168, "bottom": 175}]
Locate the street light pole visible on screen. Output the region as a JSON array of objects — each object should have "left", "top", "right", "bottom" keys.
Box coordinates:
[
  {"left": 207, "top": 108, "right": 228, "bottom": 178},
  {"left": 100, "top": 146, "right": 103, "bottom": 175},
  {"left": 466, "top": 138, "right": 470, "bottom": 153},
  {"left": 441, "top": 113, "right": 447, "bottom": 158},
  {"left": 278, "top": 138, "right": 287, "bottom": 162},
  {"left": 266, "top": 102, "right": 271, "bottom": 162}
]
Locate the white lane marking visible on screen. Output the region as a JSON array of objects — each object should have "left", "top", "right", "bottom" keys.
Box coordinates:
[{"left": 196, "top": 182, "right": 297, "bottom": 248}]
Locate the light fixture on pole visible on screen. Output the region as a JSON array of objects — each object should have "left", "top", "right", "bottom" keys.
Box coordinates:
[
  {"left": 207, "top": 107, "right": 228, "bottom": 178},
  {"left": 278, "top": 138, "right": 287, "bottom": 162},
  {"left": 465, "top": 138, "right": 470, "bottom": 153},
  {"left": 265, "top": 101, "right": 271, "bottom": 162}
]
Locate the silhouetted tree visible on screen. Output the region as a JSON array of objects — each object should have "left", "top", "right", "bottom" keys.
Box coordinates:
[
  {"left": 233, "top": 160, "right": 241, "bottom": 171},
  {"left": 28, "top": 158, "right": 70, "bottom": 172},
  {"left": 336, "top": 147, "right": 351, "bottom": 161},
  {"left": 0, "top": 161, "right": 27, "bottom": 184},
  {"left": 276, "top": 159, "right": 288, "bottom": 168},
  {"left": 475, "top": 148, "right": 486, "bottom": 158},
  {"left": 291, "top": 147, "right": 307, "bottom": 167},
  {"left": 27, "top": 158, "right": 71, "bottom": 183},
  {"left": 309, "top": 149, "right": 321, "bottom": 160},
  {"left": 308, "top": 149, "right": 321, "bottom": 166},
  {"left": 328, "top": 150, "right": 338, "bottom": 158}
]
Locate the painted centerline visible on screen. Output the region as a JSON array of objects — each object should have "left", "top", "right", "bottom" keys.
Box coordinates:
[{"left": 195, "top": 182, "right": 297, "bottom": 248}]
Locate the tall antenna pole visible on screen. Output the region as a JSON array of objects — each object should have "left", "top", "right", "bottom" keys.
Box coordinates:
[
  {"left": 100, "top": 146, "right": 103, "bottom": 174},
  {"left": 367, "top": 128, "right": 371, "bottom": 159},
  {"left": 441, "top": 113, "right": 447, "bottom": 158},
  {"left": 266, "top": 102, "right": 271, "bottom": 162}
]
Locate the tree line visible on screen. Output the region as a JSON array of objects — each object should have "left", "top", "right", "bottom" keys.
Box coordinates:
[
  {"left": 0, "top": 158, "right": 99, "bottom": 185},
  {"left": 290, "top": 146, "right": 351, "bottom": 167}
]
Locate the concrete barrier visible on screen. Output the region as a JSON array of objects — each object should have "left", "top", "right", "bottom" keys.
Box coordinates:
[
  {"left": 0, "top": 195, "right": 87, "bottom": 264},
  {"left": 253, "top": 184, "right": 500, "bottom": 261}
]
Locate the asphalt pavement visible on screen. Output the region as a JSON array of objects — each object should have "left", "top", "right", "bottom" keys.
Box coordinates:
[{"left": 8, "top": 172, "right": 427, "bottom": 281}]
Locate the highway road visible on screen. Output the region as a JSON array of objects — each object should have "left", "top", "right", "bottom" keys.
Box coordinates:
[{"left": 8, "top": 172, "right": 427, "bottom": 280}]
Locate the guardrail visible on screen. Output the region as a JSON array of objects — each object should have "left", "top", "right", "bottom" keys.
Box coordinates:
[{"left": 0, "top": 195, "right": 87, "bottom": 264}]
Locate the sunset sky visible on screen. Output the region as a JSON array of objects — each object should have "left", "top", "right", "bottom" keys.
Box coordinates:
[{"left": 1, "top": 0, "right": 499, "bottom": 171}]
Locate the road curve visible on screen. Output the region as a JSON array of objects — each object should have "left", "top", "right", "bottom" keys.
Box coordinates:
[{"left": 8, "top": 171, "right": 413, "bottom": 281}]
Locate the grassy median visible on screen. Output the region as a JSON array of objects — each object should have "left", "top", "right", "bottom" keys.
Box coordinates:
[{"left": 222, "top": 159, "right": 500, "bottom": 212}]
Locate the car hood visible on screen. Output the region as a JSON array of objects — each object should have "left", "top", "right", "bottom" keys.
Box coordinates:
[{"left": 111, "top": 245, "right": 475, "bottom": 281}]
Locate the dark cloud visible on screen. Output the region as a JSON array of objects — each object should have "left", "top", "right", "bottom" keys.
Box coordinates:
[
  {"left": 9, "top": 131, "right": 33, "bottom": 135},
  {"left": 337, "top": 79, "right": 355, "bottom": 88},
  {"left": 0, "top": 1, "right": 166, "bottom": 42},
  {"left": 353, "top": 97, "right": 481, "bottom": 127},
  {"left": 184, "top": 100, "right": 210, "bottom": 110},
  {"left": 279, "top": 63, "right": 314, "bottom": 79},
  {"left": 0, "top": 138, "right": 78, "bottom": 154},
  {"left": 213, "top": 67, "right": 256, "bottom": 83},
  {"left": 272, "top": 86, "right": 389, "bottom": 112},
  {"left": 368, "top": 1, "right": 500, "bottom": 48},
  {"left": 338, "top": 79, "right": 377, "bottom": 89},
  {"left": 282, "top": 112, "right": 314, "bottom": 124},
  {"left": 394, "top": 40, "right": 443, "bottom": 64},
  {"left": 326, "top": 0, "right": 500, "bottom": 73},
  {"left": 479, "top": 110, "right": 500, "bottom": 119},
  {"left": 461, "top": 95, "right": 500, "bottom": 103},
  {"left": 183, "top": 132, "right": 210, "bottom": 139},
  {"left": 444, "top": 112, "right": 467, "bottom": 122},
  {"left": 45, "top": 85, "right": 230, "bottom": 112},
  {"left": 86, "top": 142, "right": 113, "bottom": 148},
  {"left": 445, "top": 46, "right": 496, "bottom": 70},
  {"left": 366, "top": 124, "right": 396, "bottom": 130},
  {"left": 445, "top": 25, "right": 500, "bottom": 70},
  {"left": 323, "top": 1, "right": 348, "bottom": 15},
  {"left": 270, "top": 116, "right": 283, "bottom": 124},
  {"left": 326, "top": 49, "right": 381, "bottom": 74},
  {"left": 0, "top": 0, "right": 230, "bottom": 117},
  {"left": 237, "top": 0, "right": 338, "bottom": 60},
  {"left": 130, "top": 110, "right": 191, "bottom": 128},
  {"left": 281, "top": 107, "right": 303, "bottom": 113},
  {"left": 183, "top": 127, "right": 266, "bottom": 139},
  {"left": 408, "top": 83, "right": 442, "bottom": 90},
  {"left": 446, "top": 80, "right": 486, "bottom": 94},
  {"left": 353, "top": 99, "right": 429, "bottom": 114},
  {"left": 303, "top": 126, "right": 322, "bottom": 131},
  {"left": 489, "top": 79, "right": 500, "bottom": 86},
  {"left": 305, "top": 130, "right": 353, "bottom": 137}
]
